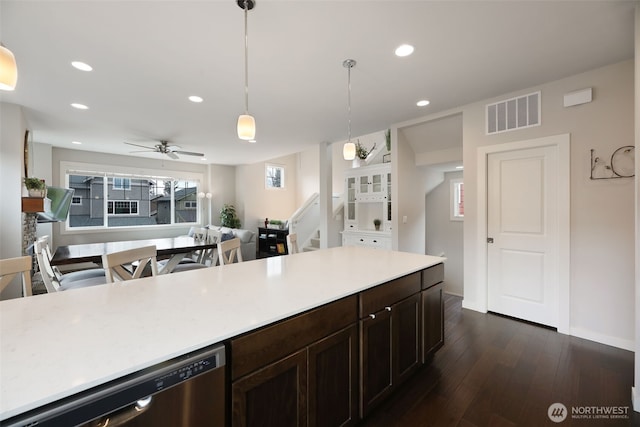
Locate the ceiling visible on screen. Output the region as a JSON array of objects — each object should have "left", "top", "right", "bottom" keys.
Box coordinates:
[{"left": 0, "top": 1, "right": 635, "bottom": 165}]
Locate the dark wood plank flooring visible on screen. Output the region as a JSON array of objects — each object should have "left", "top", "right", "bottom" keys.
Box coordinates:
[{"left": 360, "top": 294, "right": 638, "bottom": 426}]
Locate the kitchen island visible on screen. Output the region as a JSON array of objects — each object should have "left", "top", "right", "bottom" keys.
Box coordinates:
[{"left": 1, "top": 246, "right": 444, "bottom": 425}]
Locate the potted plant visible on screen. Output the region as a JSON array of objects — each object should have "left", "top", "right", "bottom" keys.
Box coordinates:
[
  {"left": 268, "top": 219, "right": 283, "bottom": 229},
  {"left": 373, "top": 218, "right": 381, "bottom": 231},
  {"left": 220, "top": 204, "right": 241, "bottom": 228},
  {"left": 24, "top": 177, "right": 46, "bottom": 197}
]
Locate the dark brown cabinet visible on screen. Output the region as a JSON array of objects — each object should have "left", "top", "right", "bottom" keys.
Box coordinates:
[
  {"left": 359, "top": 272, "right": 422, "bottom": 417},
  {"left": 231, "top": 296, "right": 358, "bottom": 427},
  {"left": 308, "top": 325, "right": 359, "bottom": 427},
  {"left": 230, "top": 263, "right": 445, "bottom": 426},
  {"left": 421, "top": 263, "right": 445, "bottom": 362},
  {"left": 232, "top": 349, "right": 307, "bottom": 427}
]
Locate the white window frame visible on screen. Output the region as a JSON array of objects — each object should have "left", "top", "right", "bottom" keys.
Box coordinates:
[
  {"left": 450, "top": 178, "right": 464, "bottom": 221},
  {"left": 108, "top": 200, "right": 139, "bottom": 216},
  {"left": 60, "top": 161, "right": 203, "bottom": 234},
  {"left": 265, "top": 163, "right": 285, "bottom": 189},
  {"left": 71, "top": 196, "right": 82, "bottom": 205}
]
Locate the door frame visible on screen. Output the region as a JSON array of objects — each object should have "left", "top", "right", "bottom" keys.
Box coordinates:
[{"left": 476, "top": 134, "right": 570, "bottom": 334}]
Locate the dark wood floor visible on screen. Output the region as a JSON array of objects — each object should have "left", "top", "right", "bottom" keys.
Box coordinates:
[{"left": 360, "top": 294, "right": 638, "bottom": 426}]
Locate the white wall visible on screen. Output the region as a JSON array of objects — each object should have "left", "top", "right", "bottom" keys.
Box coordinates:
[
  {"left": 463, "top": 60, "right": 635, "bottom": 350},
  {"left": 426, "top": 171, "right": 464, "bottom": 296},
  {"left": 395, "top": 127, "right": 429, "bottom": 254},
  {"left": 633, "top": 2, "right": 639, "bottom": 413},
  {"left": 0, "top": 103, "right": 26, "bottom": 299},
  {"left": 235, "top": 153, "right": 298, "bottom": 230}
]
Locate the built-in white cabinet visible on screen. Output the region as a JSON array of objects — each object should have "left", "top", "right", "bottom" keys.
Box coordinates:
[{"left": 342, "top": 163, "right": 392, "bottom": 250}]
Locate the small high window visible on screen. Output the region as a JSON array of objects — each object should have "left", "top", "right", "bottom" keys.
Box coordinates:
[
  {"left": 266, "top": 164, "right": 285, "bottom": 189},
  {"left": 450, "top": 179, "right": 464, "bottom": 221}
]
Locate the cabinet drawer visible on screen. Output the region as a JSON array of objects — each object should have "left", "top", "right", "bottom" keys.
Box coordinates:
[
  {"left": 232, "top": 295, "right": 358, "bottom": 380},
  {"left": 422, "top": 263, "right": 444, "bottom": 289},
  {"left": 359, "top": 272, "right": 420, "bottom": 318}
]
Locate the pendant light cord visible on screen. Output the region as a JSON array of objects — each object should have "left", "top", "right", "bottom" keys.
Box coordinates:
[
  {"left": 243, "top": 0, "right": 249, "bottom": 115},
  {"left": 347, "top": 64, "right": 352, "bottom": 142}
]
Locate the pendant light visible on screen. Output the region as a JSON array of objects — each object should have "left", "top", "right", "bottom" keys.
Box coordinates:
[
  {"left": 237, "top": 0, "right": 256, "bottom": 141},
  {"left": 342, "top": 59, "right": 356, "bottom": 160},
  {"left": 0, "top": 43, "right": 18, "bottom": 91}
]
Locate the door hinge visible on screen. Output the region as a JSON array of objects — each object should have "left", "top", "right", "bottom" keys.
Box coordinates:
[{"left": 487, "top": 237, "right": 494, "bottom": 243}]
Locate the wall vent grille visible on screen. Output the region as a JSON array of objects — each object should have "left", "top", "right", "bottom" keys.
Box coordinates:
[{"left": 486, "top": 91, "right": 541, "bottom": 135}]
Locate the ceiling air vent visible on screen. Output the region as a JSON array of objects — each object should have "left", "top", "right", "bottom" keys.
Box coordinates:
[{"left": 486, "top": 91, "right": 540, "bottom": 135}]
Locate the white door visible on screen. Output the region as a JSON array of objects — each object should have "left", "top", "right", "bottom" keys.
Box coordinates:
[{"left": 487, "top": 145, "right": 559, "bottom": 327}]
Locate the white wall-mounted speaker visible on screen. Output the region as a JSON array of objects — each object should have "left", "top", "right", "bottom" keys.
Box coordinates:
[{"left": 563, "top": 88, "right": 592, "bottom": 107}]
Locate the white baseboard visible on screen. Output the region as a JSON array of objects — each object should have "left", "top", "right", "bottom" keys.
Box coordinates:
[
  {"left": 461, "top": 299, "right": 487, "bottom": 313},
  {"left": 633, "top": 387, "right": 640, "bottom": 413},
  {"left": 569, "top": 327, "right": 634, "bottom": 351}
]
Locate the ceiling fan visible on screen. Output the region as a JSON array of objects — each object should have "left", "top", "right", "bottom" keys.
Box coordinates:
[{"left": 124, "top": 140, "right": 204, "bottom": 160}]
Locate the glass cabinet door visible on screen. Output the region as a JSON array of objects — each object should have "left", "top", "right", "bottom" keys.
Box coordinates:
[
  {"left": 372, "top": 174, "right": 382, "bottom": 193},
  {"left": 386, "top": 172, "right": 392, "bottom": 222},
  {"left": 359, "top": 176, "right": 369, "bottom": 193},
  {"left": 347, "top": 177, "right": 356, "bottom": 221}
]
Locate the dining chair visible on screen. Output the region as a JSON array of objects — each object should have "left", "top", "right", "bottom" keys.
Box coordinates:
[
  {"left": 38, "top": 235, "right": 105, "bottom": 282},
  {"left": 217, "top": 237, "right": 243, "bottom": 265},
  {"left": 34, "top": 238, "right": 107, "bottom": 292},
  {"left": 102, "top": 245, "right": 158, "bottom": 283},
  {"left": 286, "top": 233, "right": 299, "bottom": 254},
  {"left": 0, "top": 255, "right": 33, "bottom": 297}
]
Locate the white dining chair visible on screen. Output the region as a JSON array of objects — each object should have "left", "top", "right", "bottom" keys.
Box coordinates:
[
  {"left": 102, "top": 245, "right": 158, "bottom": 282},
  {"left": 286, "top": 233, "right": 299, "bottom": 254},
  {"left": 34, "top": 238, "right": 107, "bottom": 292},
  {"left": 217, "top": 237, "right": 243, "bottom": 265},
  {"left": 0, "top": 255, "right": 33, "bottom": 297}
]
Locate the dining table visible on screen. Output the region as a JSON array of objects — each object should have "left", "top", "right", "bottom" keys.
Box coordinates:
[{"left": 50, "top": 235, "right": 217, "bottom": 274}]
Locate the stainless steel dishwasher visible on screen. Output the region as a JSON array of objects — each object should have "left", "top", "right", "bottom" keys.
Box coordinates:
[{"left": 3, "top": 344, "right": 226, "bottom": 427}]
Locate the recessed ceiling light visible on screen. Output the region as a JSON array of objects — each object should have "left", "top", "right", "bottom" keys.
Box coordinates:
[
  {"left": 200, "top": 157, "right": 207, "bottom": 161},
  {"left": 416, "top": 100, "right": 430, "bottom": 107},
  {"left": 71, "top": 103, "right": 89, "bottom": 110},
  {"left": 395, "top": 44, "right": 414, "bottom": 57},
  {"left": 456, "top": 165, "right": 464, "bottom": 169},
  {"left": 188, "top": 95, "right": 203, "bottom": 103},
  {"left": 71, "top": 61, "right": 93, "bottom": 71},
  {"left": 71, "top": 141, "right": 82, "bottom": 145}
]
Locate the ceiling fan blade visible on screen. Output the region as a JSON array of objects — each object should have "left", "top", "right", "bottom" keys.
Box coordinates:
[
  {"left": 129, "top": 150, "right": 156, "bottom": 154},
  {"left": 124, "top": 142, "right": 155, "bottom": 150},
  {"left": 166, "top": 152, "right": 179, "bottom": 160},
  {"left": 173, "top": 150, "right": 204, "bottom": 157}
]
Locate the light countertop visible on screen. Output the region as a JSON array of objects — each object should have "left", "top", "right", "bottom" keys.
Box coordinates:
[{"left": 0, "top": 246, "right": 444, "bottom": 421}]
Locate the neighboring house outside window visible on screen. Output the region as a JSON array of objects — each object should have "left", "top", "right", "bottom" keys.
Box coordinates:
[
  {"left": 71, "top": 196, "right": 82, "bottom": 205},
  {"left": 113, "top": 177, "right": 131, "bottom": 190}
]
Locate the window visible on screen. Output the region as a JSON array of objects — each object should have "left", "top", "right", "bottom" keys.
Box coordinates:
[
  {"left": 64, "top": 164, "right": 202, "bottom": 229},
  {"left": 107, "top": 200, "right": 139, "bottom": 215},
  {"left": 113, "top": 177, "right": 131, "bottom": 190},
  {"left": 266, "top": 164, "right": 285, "bottom": 189},
  {"left": 450, "top": 179, "right": 464, "bottom": 221}
]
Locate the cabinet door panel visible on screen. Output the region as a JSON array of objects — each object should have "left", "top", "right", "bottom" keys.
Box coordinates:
[
  {"left": 422, "top": 282, "right": 445, "bottom": 361},
  {"left": 393, "top": 293, "right": 421, "bottom": 385},
  {"left": 308, "top": 325, "right": 359, "bottom": 427},
  {"left": 232, "top": 349, "right": 307, "bottom": 427},
  {"left": 360, "top": 309, "right": 392, "bottom": 417}
]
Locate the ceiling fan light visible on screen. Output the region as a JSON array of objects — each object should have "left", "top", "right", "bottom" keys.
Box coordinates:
[
  {"left": 343, "top": 141, "right": 356, "bottom": 161},
  {"left": 237, "top": 114, "right": 256, "bottom": 140},
  {"left": 0, "top": 44, "right": 18, "bottom": 91}
]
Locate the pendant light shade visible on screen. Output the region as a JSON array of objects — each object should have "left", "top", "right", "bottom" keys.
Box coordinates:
[
  {"left": 0, "top": 44, "right": 18, "bottom": 91},
  {"left": 342, "top": 59, "right": 356, "bottom": 160},
  {"left": 343, "top": 141, "right": 356, "bottom": 161},
  {"left": 237, "top": 0, "right": 256, "bottom": 141},
  {"left": 237, "top": 114, "right": 256, "bottom": 140}
]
